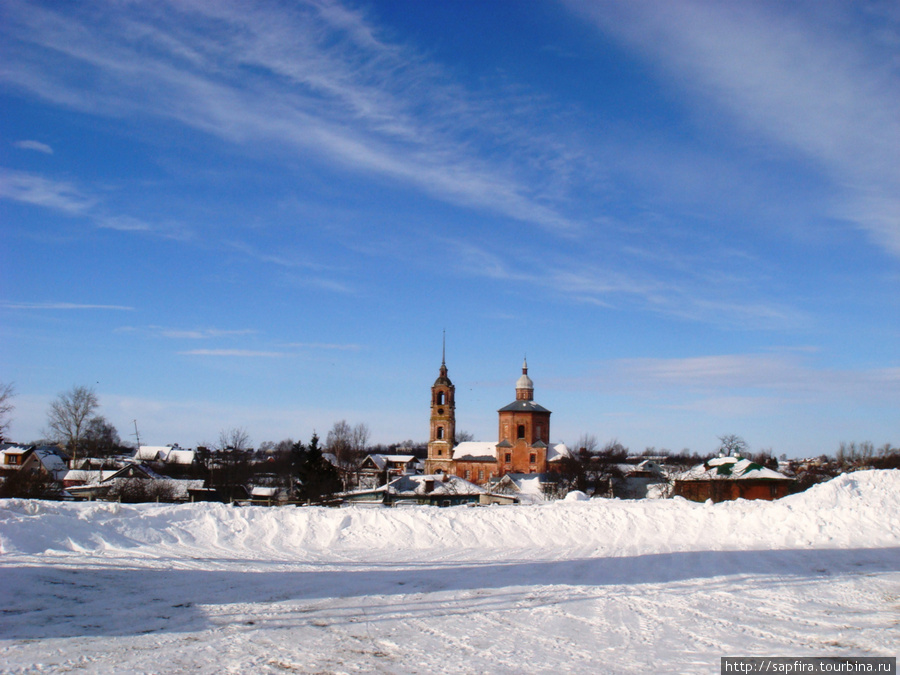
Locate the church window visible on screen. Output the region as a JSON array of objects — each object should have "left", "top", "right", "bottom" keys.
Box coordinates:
[
  {"left": 529, "top": 453, "right": 536, "bottom": 463},
  {"left": 437, "top": 391, "right": 445, "bottom": 405},
  {"left": 464, "top": 470, "right": 470, "bottom": 479},
  {"left": 504, "top": 453, "right": 511, "bottom": 462},
  {"left": 517, "top": 424, "right": 525, "bottom": 439},
  {"left": 479, "top": 470, "right": 484, "bottom": 480},
  {"left": 537, "top": 425, "right": 542, "bottom": 438},
  {"left": 437, "top": 426, "right": 444, "bottom": 439},
  {"left": 438, "top": 449, "right": 443, "bottom": 456}
]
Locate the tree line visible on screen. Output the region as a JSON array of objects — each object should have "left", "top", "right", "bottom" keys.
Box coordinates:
[{"left": 1, "top": 382, "right": 897, "bottom": 502}]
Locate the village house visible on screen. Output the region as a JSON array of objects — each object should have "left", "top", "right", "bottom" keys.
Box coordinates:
[
  {"left": 341, "top": 473, "right": 516, "bottom": 507},
  {"left": 357, "top": 453, "right": 421, "bottom": 489},
  {"left": 674, "top": 455, "right": 794, "bottom": 502},
  {"left": 1, "top": 444, "right": 69, "bottom": 482},
  {"left": 66, "top": 463, "right": 203, "bottom": 502}
]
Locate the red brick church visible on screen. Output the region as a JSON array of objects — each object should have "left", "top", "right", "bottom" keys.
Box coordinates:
[{"left": 424, "top": 354, "right": 570, "bottom": 485}]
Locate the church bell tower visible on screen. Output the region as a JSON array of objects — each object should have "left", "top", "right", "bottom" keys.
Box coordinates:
[{"left": 425, "top": 335, "right": 455, "bottom": 475}]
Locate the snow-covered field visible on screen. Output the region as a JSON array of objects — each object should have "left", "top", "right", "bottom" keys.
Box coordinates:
[{"left": 2, "top": 471, "right": 898, "bottom": 674}]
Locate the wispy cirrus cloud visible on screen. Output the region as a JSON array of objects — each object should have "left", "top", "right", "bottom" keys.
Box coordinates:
[
  {"left": 282, "top": 342, "right": 363, "bottom": 351},
  {"left": 444, "top": 237, "right": 800, "bottom": 329},
  {"left": 178, "top": 349, "right": 286, "bottom": 358},
  {"left": 565, "top": 0, "right": 900, "bottom": 256},
  {"left": 0, "top": 0, "right": 583, "bottom": 234},
  {"left": 0, "top": 168, "right": 94, "bottom": 213},
  {"left": 555, "top": 352, "right": 900, "bottom": 402},
  {"left": 116, "top": 325, "right": 258, "bottom": 340},
  {"left": 13, "top": 140, "right": 53, "bottom": 154}
]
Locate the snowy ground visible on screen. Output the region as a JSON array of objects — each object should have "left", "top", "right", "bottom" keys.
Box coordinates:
[{"left": 2, "top": 471, "right": 898, "bottom": 674}]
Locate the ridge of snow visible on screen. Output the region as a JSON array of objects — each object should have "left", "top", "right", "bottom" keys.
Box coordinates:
[{"left": 2, "top": 470, "right": 897, "bottom": 560}]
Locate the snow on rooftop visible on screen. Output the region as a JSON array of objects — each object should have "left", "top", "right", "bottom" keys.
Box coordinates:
[
  {"left": 452, "top": 441, "right": 497, "bottom": 461},
  {"left": 547, "top": 443, "right": 571, "bottom": 462},
  {"left": 387, "top": 473, "right": 486, "bottom": 496},
  {"left": 678, "top": 455, "right": 792, "bottom": 481}
]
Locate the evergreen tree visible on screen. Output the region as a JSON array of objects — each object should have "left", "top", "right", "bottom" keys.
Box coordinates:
[{"left": 295, "top": 432, "right": 341, "bottom": 504}]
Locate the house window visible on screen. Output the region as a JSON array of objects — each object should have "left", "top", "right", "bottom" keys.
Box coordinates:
[
  {"left": 517, "top": 425, "right": 525, "bottom": 439},
  {"left": 529, "top": 453, "right": 536, "bottom": 463},
  {"left": 479, "top": 470, "right": 484, "bottom": 480},
  {"left": 6, "top": 455, "right": 20, "bottom": 465},
  {"left": 464, "top": 470, "right": 470, "bottom": 479},
  {"left": 505, "top": 453, "right": 511, "bottom": 463}
]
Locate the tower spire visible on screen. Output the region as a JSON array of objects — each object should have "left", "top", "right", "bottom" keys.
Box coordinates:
[{"left": 442, "top": 329, "right": 446, "bottom": 367}]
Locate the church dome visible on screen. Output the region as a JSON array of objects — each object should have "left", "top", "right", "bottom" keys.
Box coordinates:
[{"left": 516, "top": 358, "right": 533, "bottom": 391}]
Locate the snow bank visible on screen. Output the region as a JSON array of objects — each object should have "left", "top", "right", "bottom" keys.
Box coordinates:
[{"left": 2, "top": 470, "right": 898, "bottom": 561}]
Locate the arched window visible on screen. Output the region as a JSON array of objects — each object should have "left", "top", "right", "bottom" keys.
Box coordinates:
[
  {"left": 517, "top": 424, "right": 526, "bottom": 440},
  {"left": 437, "top": 391, "right": 445, "bottom": 405}
]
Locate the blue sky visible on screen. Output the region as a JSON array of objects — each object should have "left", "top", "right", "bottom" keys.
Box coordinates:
[{"left": 1, "top": 0, "right": 898, "bottom": 456}]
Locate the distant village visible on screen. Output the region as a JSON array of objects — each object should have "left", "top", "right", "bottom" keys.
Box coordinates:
[{"left": 0, "top": 364, "right": 897, "bottom": 507}]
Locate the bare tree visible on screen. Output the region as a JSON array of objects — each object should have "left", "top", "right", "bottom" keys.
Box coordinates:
[
  {"left": 0, "top": 381, "right": 14, "bottom": 441},
  {"left": 575, "top": 433, "right": 599, "bottom": 454},
  {"left": 46, "top": 385, "right": 99, "bottom": 465},
  {"left": 217, "top": 427, "right": 251, "bottom": 452},
  {"left": 326, "top": 420, "right": 352, "bottom": 457},
  {"left": 350, "top": 422, "right": 370, "bottom": 454},
  {"left": 326, "top": 420, "right": 369, "bottom": 490},
  {"left": 717, "top": 434, "right": 748, "bottom": 457}
]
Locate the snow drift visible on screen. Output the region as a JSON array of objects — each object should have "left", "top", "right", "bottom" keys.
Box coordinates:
[
  {"left": 1, "top": 471, "right": 898, "bottom": 675},
  {"left": 2, "top": 470, "right": 898, "bottom": 561}
]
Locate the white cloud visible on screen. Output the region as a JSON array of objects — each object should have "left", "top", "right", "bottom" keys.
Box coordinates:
[
  {"left": 178, "top": 349, "right": 286, "bottom": 358},
  {"left": 566, "top": 0, "right": 900, "bottom": 256},
  {"left": 0, "top": 0, "right": 583, "bottom": 234},
  {"left": 0, "top": 168, "right": 95, "bottom": 213},
  {"left": 602, "top": 353, "right": 900, "bottom": 400},
  {"left": 157, "top": 328, "right": 257, "bottom": 340},
  {"left": 14, "top": 139, "right": 53, "bottom": 154}
]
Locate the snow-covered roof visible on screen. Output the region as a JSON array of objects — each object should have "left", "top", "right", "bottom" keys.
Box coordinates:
[
  {"left": 387, "top": 474, "right": 486, "bottom": 497},
  {"left": 383, "top": 454, "right": 416, "bottom": 463},
  {"left": 547, "top": 443, "right": 570, "bottom": 462},
  {"left": 33, "top": 448, "right": 68, "bottom": 477},
  {"left": 250, "top": 486, "right": 279, "bottom": 497},
  {"left": 63, "top": 469, "right": 118, "bottom": 483},
  {"left": 497, "top": 473, "right": 546, "bottom": 495},
  {"left": 679, "top": 456, "right": 792, "bottom": 481},
  {"left": 1, "top": 444, "right": 31, "bottom": 459},
  {"left": 166, "top": 449, "right": 195, "bottom": 465},
  {"left": 134, "top": 446, "right": 169, "bottom": 461},
  {"left": 361, "top": 454, "right": 387, "bottom": 470},
  {"left": 452, "top": 442, "right": 497, "bottom": 461},
  {"left": 134, "top": 446, "right": 195, "bottom": 464}
]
